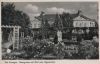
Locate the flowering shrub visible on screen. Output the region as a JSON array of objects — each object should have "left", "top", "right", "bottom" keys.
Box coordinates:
[
  {"left": 79, "top": 40, "right": 99, "bottom": 59},
  {"left": 2, "top": 38, "right": 99, "bottom": 59}
]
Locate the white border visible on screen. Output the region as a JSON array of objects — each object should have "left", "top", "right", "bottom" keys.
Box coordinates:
[{"left": 0, "top": 0, "right": 100, "bottom": 64}]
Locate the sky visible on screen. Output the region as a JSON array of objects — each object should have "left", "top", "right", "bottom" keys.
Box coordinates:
[{"left": 8, "top": 2, "right": 98, "bottom": 21}]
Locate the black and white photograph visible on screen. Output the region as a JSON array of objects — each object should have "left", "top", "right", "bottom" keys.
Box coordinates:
[{"left": 1, "top": 2, "right": 99, "bottom": 60}]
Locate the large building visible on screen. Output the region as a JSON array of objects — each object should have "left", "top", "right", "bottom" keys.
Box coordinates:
[
  {"left": 33, "top": 11, "right": 98, "bottom": 42},
  {"left": 73, "top": 15, "right": 96, "bottom": 27}
]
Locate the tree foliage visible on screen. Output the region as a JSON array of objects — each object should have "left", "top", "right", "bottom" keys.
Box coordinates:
[{"left": 2, "top": 3, "right": 30, "bottom": 27}]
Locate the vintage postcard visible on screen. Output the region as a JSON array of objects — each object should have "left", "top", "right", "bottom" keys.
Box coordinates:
[{"left": 0, "top": 0, "right": 100, "bottom": 64}]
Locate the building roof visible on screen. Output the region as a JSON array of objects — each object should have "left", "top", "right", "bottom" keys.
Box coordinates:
[
  {"left": 35, "top": 11, "right": 97, "bottom": 28},
  {"left": 73, "top": 14, "right": 96, "bottom": 22}
]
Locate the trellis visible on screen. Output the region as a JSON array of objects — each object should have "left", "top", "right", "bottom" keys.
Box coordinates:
[{"left": 1, "top": 25, "right": 21, "bottom": 50}]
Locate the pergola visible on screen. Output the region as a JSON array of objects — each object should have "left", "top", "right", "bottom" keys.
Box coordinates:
[{"left": 1, "top": 25, "right": 21, "bottom": 50}]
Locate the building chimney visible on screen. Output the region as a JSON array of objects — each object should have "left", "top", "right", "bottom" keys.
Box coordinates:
[{"left": 78, "top": 10, "right": 82, "bottom": 15}]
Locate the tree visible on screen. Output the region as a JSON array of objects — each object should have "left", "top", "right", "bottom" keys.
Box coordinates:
[{"left": 2, "top": 3, "right": 30, "bottom": 26}]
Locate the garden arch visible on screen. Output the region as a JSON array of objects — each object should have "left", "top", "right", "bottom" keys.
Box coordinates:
[{"left": 1, "top": 25, "right": 21, "bottom": 50}]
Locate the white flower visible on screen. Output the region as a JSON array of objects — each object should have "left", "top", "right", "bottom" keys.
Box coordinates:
[{"left": 7, "top": 49, "right": 11, "bottom": 53}]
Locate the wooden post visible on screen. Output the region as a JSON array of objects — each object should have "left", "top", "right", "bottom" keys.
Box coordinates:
[
  {"left": 13, "top": 26, "right": 20, "bottom": 50},
  {"left": 1, "top": 30, "right": 2, "bottom": 43},
  {"left": 13, "top": 27, "right": 15, "bottom": 50},
  {"left": 20, "top": 32, "right": 24, "bottom": 49}
]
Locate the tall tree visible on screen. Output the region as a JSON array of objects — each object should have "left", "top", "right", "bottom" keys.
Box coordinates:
[{"left": 2, "top": 3, "right": 30, "bottom": 27}]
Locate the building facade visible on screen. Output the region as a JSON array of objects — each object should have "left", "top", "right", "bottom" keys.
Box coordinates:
[
  {"left": 30, "top": 19, "right": 41, "bottom": 29},
  {"left": 33, "top": 11, "right": 98, "bottom": 42},
  {"left": 73, "top": 15, "right": 96, "bottom": 27}
]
